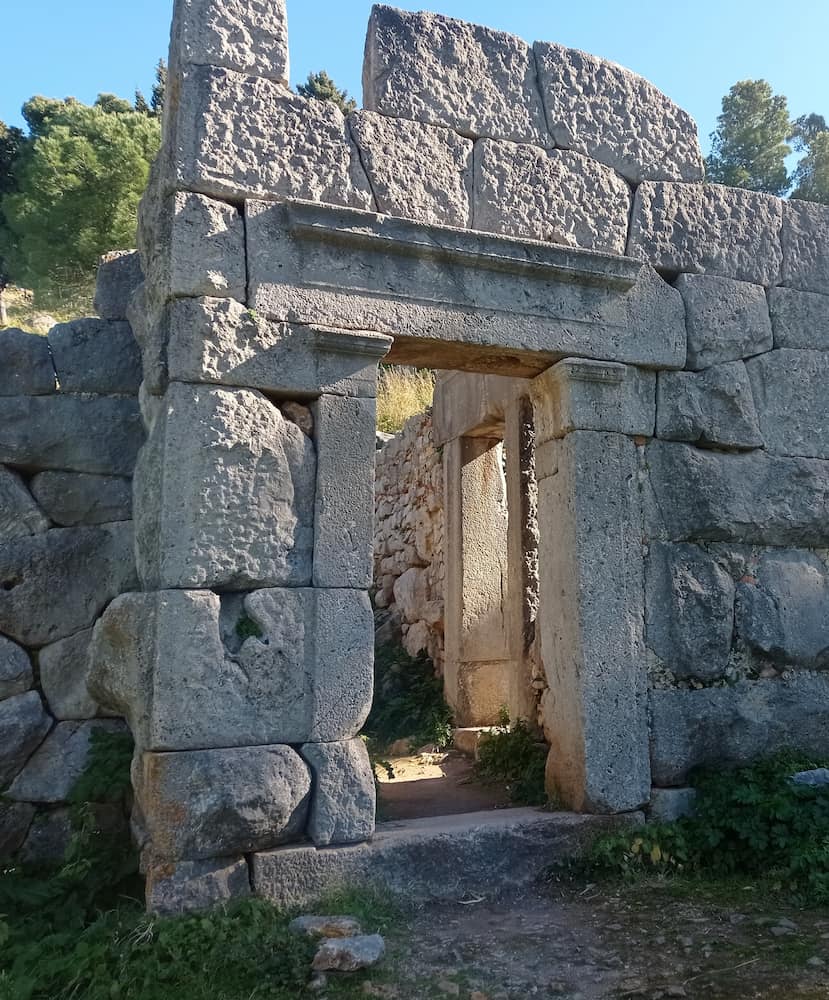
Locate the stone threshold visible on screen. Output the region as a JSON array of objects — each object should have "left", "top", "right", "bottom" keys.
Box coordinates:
[{"left": 252, "top": 807, "right": 642, "bottom": 908}]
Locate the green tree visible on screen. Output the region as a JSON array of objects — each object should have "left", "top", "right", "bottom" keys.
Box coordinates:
[
  {"left": 297, "top": 70, "right": 357, "bottom": 115},
  {"left": 135, "top": 59, "right": 167, "bottom": 118},
  {"left": 705, "top": 80, "right": 792, "bottom": 196},
  {"left": 0, "top": 121, "right": 27, "bottom": 324},
  {"left": 790, "top": 114, "right": 829, "bottom": 205}
]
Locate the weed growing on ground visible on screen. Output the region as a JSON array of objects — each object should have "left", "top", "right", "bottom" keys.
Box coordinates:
[{"left": 474, "top": 708, "right": 548, "bottom": 806}]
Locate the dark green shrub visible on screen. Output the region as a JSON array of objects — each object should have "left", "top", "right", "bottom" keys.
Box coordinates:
[{"left": 474, "top": 709, "right": 548, "bottom": 806}]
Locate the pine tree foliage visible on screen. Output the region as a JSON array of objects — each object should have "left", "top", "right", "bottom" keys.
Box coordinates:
[{"left": 297, "top": 70, "right": 357, "bottom": 115}]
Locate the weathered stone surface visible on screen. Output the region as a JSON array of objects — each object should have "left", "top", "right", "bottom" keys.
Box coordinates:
[
  {"left": 0, "top": 635, "right": 33, "bottom": 700},
  {"left": 650, "top": 675, "right": 829, "bottom": 785},
  {"left": 135, "top": 383, "right": 315, "bottom": 590},
  {"left": 0, "top": 692, "right": 51, "bottom": 789},
  {"left": 747, "top": 350, "right": 829, "bottom": 459},
  {"left": 0, "top": 801, "right": 36, "bottom": 856},
  {"left": 30, "top": 472, "right": 132, "bottom": 527},
  {"left": 247, "top": 200, "right": 686, "bottom": 374},
  {"left": 736, "top": 550, "right": 829, "bottom": 669},
  {"left": 7, "top": 719, "right": 127, "bottom": 803},
  {"left": 0, "top": 465, "right": 50, "bottom": 541},
  {"left": 89, "top": 587, "right": 373, "bottom": 750},
  {"left": 19, "top": 808, "right": 72, "bottom": 863},
  {"left": 628, "top": 183, "right": 783, "bottom": 286},
  {"left": 48, "top": 318, "right": 141, "bottom": 394},
  {"left": 350, "top": 111, "right": 472, "bottom": 228},
  {"left": 145, "top": 857, "right": 251, "bottom": 915},
  {"left": 645, "top": 441, "right": 829, "bottom": 547},
  {"left": 363, "top": 6, "right": 548, "bottom": 145},
  {"left": 312, "top": 934, "right": 385, "bottom": 973},
  {"left": 675, "top": 274, "right": 774, "bottom": 370},
  {"left": 300, "top": 739, "right": 376, "bottom": 847},
  {"left": 289, "top": 915, "right": 363, "bottom": 939},
  {"left": 0, "top": 523, "right": 138, "bottom": 646},
  {"left": 656, "top": 362, "right": 763, "bottom": 450},
  {"left": 134, "top": 745, "right": 311, "bottom": 861},
  {"left": 645, "top": 542, "right": 735, "bottom": 681},
  {"left": 533, "top": 42, "right": 704, "bottom": 184},
  {"left": 94, "top": 250, "right": 143, "bottom": 321},
  {"left": 472, "top": 139, "right": 631, "bottom": 255},
  {"left": 165, "top": 297, "right": 391, "bottom": 397},
  {"left": 768, "top": 286, "right": 829, "bottom": 351},
  {"left": 781, "top": 199, "right": 829, "bottom": 294},
  {"left": 39, "top": 628, "right": 103, "bottom": 720},
  {"left": 0, "top": 328, "right": 55, "bottom": 396},
  {"left": 0, "top": 394, "right": 144, "bottom": 475},
  {"left": 312, "top": 394, "right": 376, "bottom": 589},
  {"left": 648, "top": 788, "right": 697, "bottom": 823},
  {"left": 168, "top": 66, "right": 372, "bottom": 208},
  {"left": 171, "top": 0, "right": 289, "bottom": 83}
]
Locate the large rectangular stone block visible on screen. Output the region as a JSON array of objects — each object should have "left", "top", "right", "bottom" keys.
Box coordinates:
[
  {"left": 363, "top": 6, "right": 549, "bottom": 146},
  {"left": 246, "top": 199, "right": 686, "bottom": 375},
  {"left": 781, "top": 199, "right": 829, "bottom": 294},
  {"left": 48, "top": 319, "right": 141, "bottom": 394},
  {"left": 88, "top": 587, "right": 373, "bottom": 750},
  {"left": 747, "top": 349, "right": 829, "bottom": 459},
  {"left": 29, "top": 472, "right": 132, "bottom": 527},
  {"left": 300, "top": 739, "right": 376, "bottom": 847},
  {"left": 94, "top": 250, "right": 143, "bottom": 321},
  {"left": 628, "top": 182, "right": 783, "bottom": 286},
  {"left": 472, "top": 139, "right": 631, "bottom": 255},
  {"left": 768, "top": 286, "right": 829, "bottom": 351},
  {"left": 0, "top": 329, "right": 55, "bottom": 396},
  {"left": 135, "top": 382, "right": 316, "bottom": 590}
]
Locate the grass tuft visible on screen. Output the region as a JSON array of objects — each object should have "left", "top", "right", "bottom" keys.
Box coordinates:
[{"left": 376, "top": 366, "right": 435, "bottom": 434}]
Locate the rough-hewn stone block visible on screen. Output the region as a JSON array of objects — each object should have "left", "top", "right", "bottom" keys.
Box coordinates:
[
  {"left": 656, "top": 362, "right": 763, "bottom": 450},
  {"left": 0, "top": 523, "right": 138, "bottom": 647},
  {"left": 0, "top": 328, "right": 55, "bottom": 396},
  {"left": 300, "top": 739, "right": 376, "bottom": 847},
  {"left": 0, "top": 801, "right": 36, "bottom": 856},
  {"left": 472, "top": 139, "right": 631, "bottom": 255},
  {"left": 768, "top": 286, "right": 829, "bottom": 351},
  {"left": 645, "top": 542, "right": 735, "bottom": 680},
  {"left": 0, "top": 692, "right": 51, "bottom": 789},
  {"left": 747, "top": 349, "right": 829, "bottom": 459},
  {"left": 39, "top": 628, "right": 103, "bottom": 720},
  {"left": 736, "top": 550, "right": 829, "bottom": 669},
  {"left": 648, "top": 788, "right": 697, "bottom": 823},
  {"left": 0, "top": 466, "right": 50, "bottom": 541},
  {"left": 94, "top": 250, "right": 143, "bottom": 321},
  {"left": 675, "top": 274, "right": 773, "bottom": 370},
  {"left": 48, "top": 319, "right": 141, "bottom": 394},
  {"left": 533, "top": 42, "right": 704, "bottom": 183},
  {"left": 781, "top": 199, "right": 829, "bottom": 294},
  {"left": 628, "top": 183, "right": 783, "bottom": 286},
  {"left": 0, "top": 635, "right": 33, "bottom": 700},
  {"left": 363, "top": 6, "right": 548, "bottom": 145},
  {"left": 30, "top": 472, "right": 132, "bottom": 526},
  {"left": 135, "top": 383, "right": 315, "bottom": 590},
  {"left": 146, "top": 856, "right": 251, "bottom": 915},
  {"left": 651, "top": 675, "right": 829, "bottom": 785},
  {"left": 133, "top": 746, "right": 311, "bottom": 861}
]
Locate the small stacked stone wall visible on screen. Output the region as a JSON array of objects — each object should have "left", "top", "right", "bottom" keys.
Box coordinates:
[
  {"left": 373, "top": 410, "right": 444, "bottom": 670},
  {"left": 0, "top": 252, "right": 145, "bottom": 859}
]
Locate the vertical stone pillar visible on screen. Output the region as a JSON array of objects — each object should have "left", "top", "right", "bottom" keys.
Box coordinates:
[{"left": 530, "top": 359, "right": 655, "bottom": 813}]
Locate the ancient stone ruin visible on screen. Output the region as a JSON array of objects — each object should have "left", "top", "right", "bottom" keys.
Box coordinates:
[{"left": 1, "top": 0, "right": 828, "bottom": 913}]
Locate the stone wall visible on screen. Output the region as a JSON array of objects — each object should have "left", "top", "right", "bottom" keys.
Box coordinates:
[
  {"left": 0, "top": 252, "right": 144, "bottom": 859},
  {"left": 373, "top": 410, "right": 444, "bottom": 670}
]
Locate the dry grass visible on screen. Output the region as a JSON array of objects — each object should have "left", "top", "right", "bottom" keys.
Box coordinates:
[
  {"left": 1, "top": 284, "right": 93, "bottom": 334},
  {"left": 376, "top": 366, "right": 435, "bottom": 434}
]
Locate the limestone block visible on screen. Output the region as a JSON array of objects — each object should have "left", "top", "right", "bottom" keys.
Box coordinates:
[
  {"left": 0, "top": 394, "right": 144, "bottom": 475},
  {"left": 0, "top": 523, "right": 138, "bottom": 647},
  {"left": 146, "top": 856, "right": 251, "bottom": 915},
  {"left": 7, "top": 719, "right": 127, "bottom": 803},
  {"left": 39, "top": 628, "right": 104, "bottom": 720},
  {"left": 312, "top": 394, "right": 376, "bottom": 589},
  {"left": 135, "top": 383, "right": 315, "bottom": 590},
  {"left": 656, "top": 362, "right": 763, "bottom": 450},
  {"left": 169, "top": 66, "right": 372, "bottom": 208},
  {"left": 392, "top": 567, "right": 430, "bottom": 624},
  {"left": 781, "top": 199, "right": 829, "bottom": 294},
  {"left": 736, "top": 550, "right": 829, "bottom": 669},
  {"left": 628, "top": 183, "right": 783, "bottom": 286},
  {"left": 48, "top": 319, "right": 141, "bottom": 394},
  {"left": 94, "top": 250, "right": 143, "bottom": 321},
  {"left": 768, "top": 286, "right": 829, "bottom": 351},
  {"left": 531, "top": 359, "right": 655, "bottom": 442},
  {"left": 645, "top": 542, "right": 735, "bottom": 681},
  {"left": 0, "top": 692, "right": 51, "bottom": 789},
  {"left": 746, "top": 349, "right": 829, "bottom": 459},
  {"left": 650, "top": 675, "right": 829, "bottom": 785},
  {"left": 0, "top": 466, "right": 50, "bottom": 541},
  {"left": 134, "top": 745, "right": 311, "bottom": 861},
  {"left": 29, "top": 472, "right": 132, "bottom": 527},
  {"left": 363, "top": 6, "right": 548, "bottom": 145},
  {"left": 88, "top": 587, "right": 373, "bottom": 750},
  {"left": 350, "top": 111, "right": 472, "bottom": 228},
  {"left": 645, "top": 441, "right": 829, "bottom": 547},
  {"left": 171, "top": 0, "right": 289, "bottom": 83},
  {"left": 300, "top": 739, "right": 376, "bottom": 847},
  {"left": 533, "top": 42, "right": 704, "bottom": 184},
  {"left": 165, "top": 297, "right": 391, "bottom": 397},
  {"left": 0, "top": 801, "right": 36, "bottom": 856},
  {"left": 0, "top": 635, "right": 32, "bottom": 700},
  {"left": 0, "top": 328, "right": 55, "bottom": 396},
  {"left": 125, "top": 281, "right": 167, "bottom": 395},
  {"left": 312, "top": 934, "right": 386, "bottom": 973},
  {"left": 472, "top": 139, "right": 631, "bottom": 255},
  {"left": 675, "top": 274, "right": 774, "bottom": 370},
  {"left": 648, "top": 788, "right": 697, "bottom": 823}
]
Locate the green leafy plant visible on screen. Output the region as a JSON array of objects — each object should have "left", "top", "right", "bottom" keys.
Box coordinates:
[
  {"left": 235, "top": 614, "right": 263, "bottom": 641},
  {"left": 474, "top": 708, "right": 548, "bottom": 806}
]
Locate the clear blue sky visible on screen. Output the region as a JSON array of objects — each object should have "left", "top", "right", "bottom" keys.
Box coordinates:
[{"left": 3, "top": 0, "right": 828, "bottom": 154}]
